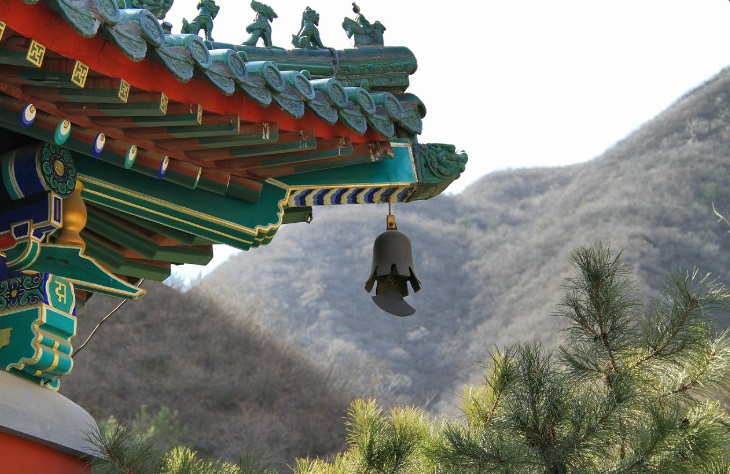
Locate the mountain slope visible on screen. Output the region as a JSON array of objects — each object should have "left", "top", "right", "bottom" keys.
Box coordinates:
[
  {"left": 62, "top": 282, "right": 351, "bottom": 464},
  {"left": 202, "top": 67, "right": 730, "bottom": 414},
  {"left": 63, "top": 66, "right": 730, "bottom": 461}
]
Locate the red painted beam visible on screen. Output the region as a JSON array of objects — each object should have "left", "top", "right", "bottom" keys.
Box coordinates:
[{"left": 0, "top": 0, "right": 385, "bottom": 144}]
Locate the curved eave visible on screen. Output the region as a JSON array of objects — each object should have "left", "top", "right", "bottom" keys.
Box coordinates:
[
  {"left": 0, "top": 0, "right": 420, "bottom": 143},
  {"left": 0, "top": 0, "right": 465, "bottom": 291}
]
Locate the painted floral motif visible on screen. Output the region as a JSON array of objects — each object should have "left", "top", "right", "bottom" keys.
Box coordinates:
[
  {"left": 0, "top": 274, "right": 44, "bottom": 311},
  {"left": 40, "top": 143, "right": 76, "bottom": 197}
]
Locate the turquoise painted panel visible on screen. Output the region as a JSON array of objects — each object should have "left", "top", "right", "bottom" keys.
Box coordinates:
[
  {"left": 74, "top": 154, "right": 288, "bottom": 250},
  {"left": 0, "top": 303, "right": 76, "bottom": 390},
  {"left": 278, "top": 139, "right": 415, "bottom": 188}
]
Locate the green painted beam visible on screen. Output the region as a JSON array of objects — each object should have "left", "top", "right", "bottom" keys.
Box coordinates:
[
  {"left": 189, "top": 130, "right": 316, "bottom": 162},
  {"left": 82, "top": 230, "right": 172, "bottom": 281},
  {"left": 89, "top": 203, "right": 216, "bottom": 246},
  {"left": 123, "top": 114, "right": 240, "bottom": 140},
  {"left": 18, "top": 69, "right": 82, "bottom": 88},
  {"left": 58, "top": 92, "right": 173, "bottom": 117},
  {"left": 154, "top": 245, "right": 213, "bottom": 265},
  {"left": 0, "top": 51, "right": 41, "bottom": 67},
  {"left": 257, "top": 137, "right": 353, "bottom": 168},
  {"left": 157, "top": 122, "right": 277, "bottom": 151},
  {"left": 282, "top": 206, "right": 312, "bottom": 224},
  {"left": 262, "top": 142, "right": 392, "bottom": 177},
  {"left": 22, "top": 77, "right": 129, "bottom": 104},
  {"left": 197, "top": 168, "right": 230, "bottom": 195},
  {"left": 76, "top": 155, "right": 287, "bottom": 250},
  {"left": 218, "top": 137, "right": 354, "bottom": 175},
  {"left": 279, "top": 139, "right": 416, "bottom": 188},
  {"left": 226, "top": 176, "right": 262, "bottom": 203},
  {"left": 85, "top": 205, "right": 161, "bottom": 259},
  {"left": 59, "top": 101, "right": 166, "bottom": 117}
]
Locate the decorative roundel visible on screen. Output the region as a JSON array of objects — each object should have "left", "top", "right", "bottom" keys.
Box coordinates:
[
  {"left": 328, "top": 80, "right": 348, "bottom": 109},
  {"left": 262, "top": 62, "right": 284, "bottom": 92},
  {"left": 188, "top": 36, "right": 212, "bottom": 69},
  {"left": 139, "top": 9, "right": 164, "bottom": 47},
  {"left": 92, "top": 133, "right": 105, "bottom": 157},
  {"left": 356, "top": 89, "right": 376, "bottom": 115},
  {"left": 20, "top": 104, "right": 36, "bottom": 127},
  {"left": 54, "top": 119, "right": 71, "bottom": 145},
  {"left": 124, "top": 145, "right": 137, "bottom": 169},
  {"left": 93, "top": 0, "right": 120, "bottom": 24},
  {"left": 383, "top": 93, "right": 404, "bottom": 119},
  {"left": 40, "top": 143, "right": 76, "bottom": 197},
  {"left": 227, "top": 51, "right": 247, "bottom": 83},
  {"left": 294, "top": 73, "right": 315, "bottom": 100},
  {"left": 158, "top": 156, "right": 169, "bottom": 178}
]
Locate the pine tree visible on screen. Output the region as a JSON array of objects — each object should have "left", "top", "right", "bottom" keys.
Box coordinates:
[
  {"left": 90, "top": 244, "right": 730, "bottom": 473},
  {"left": 297, "top": 244, "right": 730, "bottom": 473}
]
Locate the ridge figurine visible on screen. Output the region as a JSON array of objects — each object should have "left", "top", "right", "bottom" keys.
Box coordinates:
[
  {"left": 181, "top": 0, "right": 220, "bottom": 41},
  {"left": 241, "top": 0, "right": 278, "bottom": 47},
  {"left": 291, "top": 6, "right": 325, "bottom": 49},
  {"left": 342, "top": 2, "right": 386, "bottom": 46}
]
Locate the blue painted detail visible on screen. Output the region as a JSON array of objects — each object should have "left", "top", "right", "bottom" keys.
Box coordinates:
[
  {"left": 397, "top": 187, "right": 412, "bottom": 202},
  {"left": 92, "top": 133, "right": 105, "bottom": 157},
  {"left": 313, "top": 189, "right": 328, "bottom": 205},
  {"left": 20, "top": 104, "right": 36, "bottom": 127},
  {"left": 2, "top": 144, "right": 76, "bottom": 200},
  {"left": 288, "top": 185, "right": 418, "bottom": 206},
  {"left": 158, "top": 156, "right": 168, "bottom": 179},
  {"left": 380, "top": 187, "right": 397, "bottom": 202},
  {"left": 0, "top": 194, "right": 61, "bottom": 241},
  {"left": 7, "top": 152, "right": 47, "bottom": 198},
  {"left": 347, "top": 188, "right": 365, "bottom": 204},
  {"left": 52, "top": 195, "right": 62, "bottom": 225},
  {"left": 364, "top": 188, "right": 379, "bottom": 203},
  {"left": 294, "top": 189, "right": 313, "bottom": 207},
  {"left": 11, "top": 222, "right": 30, "bottom": 239},
  {"left": 331, "top": 188, "right": 348, "bottom": 203}
]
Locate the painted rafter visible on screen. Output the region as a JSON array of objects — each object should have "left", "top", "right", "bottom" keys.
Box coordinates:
[
  {"left": 154, "top": 122, "right": 274, "bottom": 151},
  {"left": 187, "top": 129, "right": 317, "bottom": 162},
  {"left": 121, "top": 114, "right": 241, "bottom": 140}
]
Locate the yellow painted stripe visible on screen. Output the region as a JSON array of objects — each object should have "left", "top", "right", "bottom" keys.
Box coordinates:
[{"left": 80, "top": 177, "right": 287, "bottom": 244}]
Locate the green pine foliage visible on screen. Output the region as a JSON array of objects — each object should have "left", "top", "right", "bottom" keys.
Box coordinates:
[
  {"left": 296, "top": 244, "right": 730, "bottom": 473},
  {"left": 88, "top": 422, "right": 161, "bottom": 474},
  {"left": 90, "top": 406, "right": 282, "bottom": 474},
  {"left": 88, "top": 245, "right": 730, "bottom": 473}
]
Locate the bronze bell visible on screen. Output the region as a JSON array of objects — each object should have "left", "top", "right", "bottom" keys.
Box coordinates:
[{"left": 365, "top": 214, "right": 421, "bottom": 316}]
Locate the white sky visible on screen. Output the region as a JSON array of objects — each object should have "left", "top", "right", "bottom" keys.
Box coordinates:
[{"left": 164, "top": 0, "right": 729, "bottom": 279}]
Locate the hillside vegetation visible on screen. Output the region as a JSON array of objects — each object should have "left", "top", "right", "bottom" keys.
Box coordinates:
[
  {"left": 62, "top": 282, "right": 351, "bottom": 465},
  {"left": 63, "top": 67, "right": 730, "bottom": 463}
]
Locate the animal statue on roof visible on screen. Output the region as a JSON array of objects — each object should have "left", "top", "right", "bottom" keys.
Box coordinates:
[
  {"left": 342, "top": 2, "right": 386, "bottom": 46},
  {"left": 419, "top": 144, "right": 468, "bottom": 180},
  {"left": 117, "top": 0, "right": 173, "bottom": 20},
  {"left": 181, "top": 0, "right": 220, "bottom": 41},
  {"left": 241, "top": 0, "right": 278, "bottom": 47},
  {"left": 291, "top": 7, "right": 325, "bottom": 49}
]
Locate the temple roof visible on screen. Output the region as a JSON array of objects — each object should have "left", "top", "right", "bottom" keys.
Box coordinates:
[{"left": 0, "top": 0, "right": 467, "bottom": 297}]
